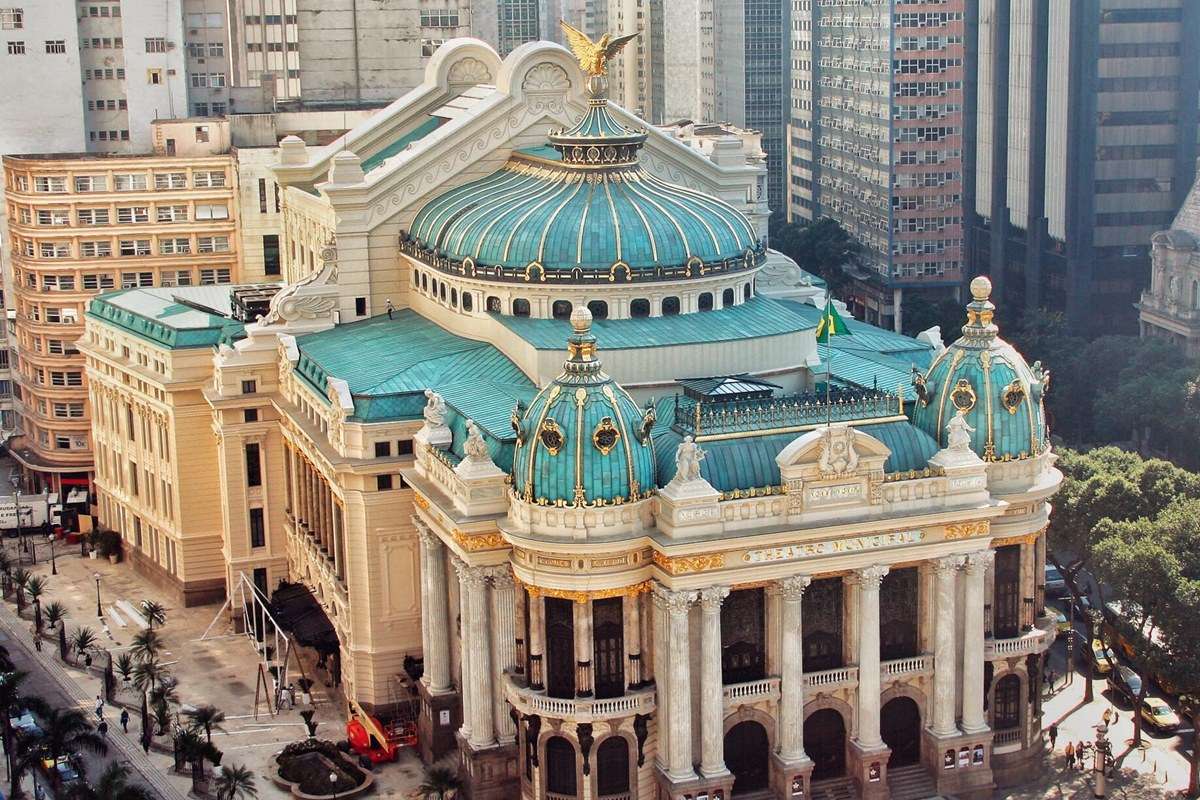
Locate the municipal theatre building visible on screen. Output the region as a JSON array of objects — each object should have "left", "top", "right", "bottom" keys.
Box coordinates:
[{"left": 82, "top": 35, "right": 1060, "bottom": 800}]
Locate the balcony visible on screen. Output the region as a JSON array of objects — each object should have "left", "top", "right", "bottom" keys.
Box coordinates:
[
  {"left": 723, "top": 677, "right": 780, "bottom": 709},
  {"left": 503, "top": 673, "right": 655, "bottom": 723},
  {"left": 802, "top": 665, "right": 859, "bottom": 691},
  {"left": 986, "top": 625, "right": 1052, "bottom": 658},
  {"left": 881, "top": 654, "right": 932, "bottom": 680}
]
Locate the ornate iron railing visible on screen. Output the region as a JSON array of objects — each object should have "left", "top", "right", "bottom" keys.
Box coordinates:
[{"left": 673, "top": 387, "right": 902, "bottom": 437}]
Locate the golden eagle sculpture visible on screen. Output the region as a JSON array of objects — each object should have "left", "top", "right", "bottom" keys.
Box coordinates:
[{"left": 560, "top": 20, "right": 639, "bottom": 77}]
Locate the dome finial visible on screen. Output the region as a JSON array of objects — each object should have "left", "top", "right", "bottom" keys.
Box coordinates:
[
  {"left": 962, "top": 275, "right": 998, "bottom": 343},
  {"left": 564, "top": 305, "right": 602, "bottom": 375},
  {"left": 970, "top": 275, "right": 992, "bottom": 302},
  {"left": 570, "top": 305, "right": 592, "bottom": 334}
]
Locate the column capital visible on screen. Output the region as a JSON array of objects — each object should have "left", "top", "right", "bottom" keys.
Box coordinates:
[
  {"left": 697, "top": 585, "right": 730, "bottom": 611},
  {"left": 485, "top": 565, "right": 515, "bottom": 589},
  {"left": 453, "top": 558, "right": 489, "bottom": 587},
  {"left": 652, "top": 584, "right": 697, "bottom": 615},
  {"left": 933, "top": 554, "right": 965, "bottom": 575},
  {"left": 964, "top": 549, "right": 994, "bottom": 574},
  {"left": 777, "top": 574, "right": 812, "bottom": 600},
  {"left": 852, "top": 564, "right": 889, "bottom": 589}
]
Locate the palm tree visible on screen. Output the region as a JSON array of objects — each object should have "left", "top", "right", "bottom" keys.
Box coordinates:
[
  {"left": 44, "top": 599, "right": 68, "bottom": 630},
  {"left": 0, "top": 549, "right": 11, "bottom": 596},
  {"left": 213, "top": 764, "right": 257, "bottom": 800},
  {"left": 418, "top": 762, "right": 461, "bottom": 800},
  {"left": 69, "top": 626, "right": 98, "bottom": 665},
  {"left": 0, "top": 669, "right": 51, "bottom": 797},
  {"left": 131, "top": 658, "right": 170, "bottom": 740},
  {"left": 114, "top": 651, "right": 135, "bottom": 686},
  {"left": 11, "top": 568, "right": 29, "bottom": 613},
  {"left": 65, "top": 762, "right": 155, "bottom": 800},
  {"left": 139, "top": 599, "right": 167, "bottom": 629},
  {"left": 24, "top": 575, "right": 46, "bottom": 632},
  {"left": 40, "top": 707, "right": 108, "bottom": 762},
  {"left": 185, "top": 704, "right": 226, "bottom": 744},
  {"left": 129, "top": 628, "right": 164, "bottom": 662}
]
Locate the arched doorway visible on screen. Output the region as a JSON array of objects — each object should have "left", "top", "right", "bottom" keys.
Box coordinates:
[
  {"left": 724, "top": 720, "right": 769, "bottom": 795},
  {"left": 545, "top": 735, "right": 577, "bottom": 797},
  {"left": 803, "top": 709, "right": 846, "bottom": 780},
  {"left": 880, "top": 697, "right": 921, "bottom": 767}
]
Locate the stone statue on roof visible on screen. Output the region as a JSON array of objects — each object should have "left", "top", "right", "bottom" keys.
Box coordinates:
[
  {"left": 947, "top": 411, "right": 974, "bottom": 452},
  {"left": 423, "top": 389, "right": 447, "bottom": 427},
  {"left": 674, "top": 435, "right": 705, "bottom": 483},
  {"left": 464, "top": 420, "right": 490, "bottom": 463}
]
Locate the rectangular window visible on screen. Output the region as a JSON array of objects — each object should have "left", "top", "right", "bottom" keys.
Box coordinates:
[
  {"left": 197, "top": 235, "right": 232, "bottom": 254},
  {"left": 195, "top": 203, "right": 228, "bottom": 220},
  {"left": 160, "top": 270, "right": 191, "bottom": 287},
  {"left": 116, "top": 206, "right": 149, "bottom": 223},
  {"left": 120, "top": 271, "right": 153, "bottom": 288},
  {"left": 355, "top": 297, "right": 367, "bottom": 316},
  {"left": 263, "top": 234, "right": 280, "bottom": 275},
  {"left": 6, "top": 41, "right": 22, "bottom": 54},
  {"left": 158, "top": 238, "right": 190, "bottom": 255},
  {"left": 44, "top": 40, "right": 65, "bottom": 53},
  {"left": 34, "top": 176, "right": 66, "bottom": 193},
  {"left": 249, "top": 507, "right": 265, "bottom": 547},
  {"left": 39, "top": 242, "right": 70, "bottom": 258},
  {"left": 376, "top": 474, "right": 393, "bottom": 491},
  {"left": 0, "top": 8, "right": 22, "bottom": 29},
  {"left": 193, "top": 103, "right": 209, "bottom": 117},
  {"left": 199, "top": 267, "right": 231, "bottom": 284},
  {"left": 74, "top": 175, "right": 107, "bottom": 192},
  {"left": 192, "top": 170, "right": 226, "bottom": 188},
  {"left": 241, "top": 380, "right": 257, "bottom": 394},
  {"left": 153, "top": 172, "right": 186, "bottom": 189},
  {"left": 243, "top": 408, "right": 259, "bottom": 423},
  {"left": 147, "top": 68, "right": 162, "bottom": 85},
  {"left": 55, "top": 434, "right": 71, "bottom": 449},
  {"left": 114, "top": 173, "right": 147, "bottom": 191},
  {"left": 77, "top": 208, "right": 110, "bottom": 225},
  {"left": 118, "top": 240, "right": 151, "bottom": 256},
  {"left": 396, "top": 439, "right": 413, "bottom": 456},
  {"left": 194, "top": 125, "right": 209, "bottom": 143},
  {"left": 50, "top": 371, "right": 83, "bottom": 387},
  {"left": 80, "top": 241, "right": 112, "bottom": 258},
  {"left": 156, "top": 205, "right": 187, "bottom": 222},
  {"left": 144, "top": 37, "right": 166, "bottom": 52},
  {"left": 36, "top": 209, "right": 69, "bottom": 225},
  {"left": 374, "top": 441, "right": 391, "bottom": 457},
  {"left": 82, "top": 273, "right": 115, "bottom": 290},
  {"left": 245, "top": 443, "right": 262, "bottom": 487}
]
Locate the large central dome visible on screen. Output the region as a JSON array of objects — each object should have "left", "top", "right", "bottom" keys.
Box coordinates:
[{"left": 405, "top": 77, "right": 762, "bottom": 281}]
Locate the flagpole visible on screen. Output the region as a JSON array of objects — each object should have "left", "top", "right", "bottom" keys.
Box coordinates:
[{"left": 826, "top": 336, "right": 833, "bottom": 426}]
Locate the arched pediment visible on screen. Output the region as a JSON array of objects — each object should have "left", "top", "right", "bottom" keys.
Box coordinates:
[{"left": 776, "top": 424, "right": 892, "bottom": 475}]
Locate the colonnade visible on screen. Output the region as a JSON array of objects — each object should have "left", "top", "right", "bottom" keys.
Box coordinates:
[{"left": 284, "top": 441, "right": 346, "bottom": 581}]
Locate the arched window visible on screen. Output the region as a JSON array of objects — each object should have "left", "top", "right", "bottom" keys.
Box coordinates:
[
  {"left": 596, "top": 738, "right": 630, "bottom": 797},
  {"left": 411, "top": 270, "right": 418, "bottom": 287},
  {"left": 462, "top": 292, "right": 473, "bottom": 312},
  {"left": 545, "top": 736, "right": 577, "bottom": 796},
  {"left": 743, "top": 282, "right": 752, "bottom": 300},
  {"left": 698, "top": 292, "right": 714, "bottom": 311},
  {"left": 430, "top": 278, "right": 438, "bottom": 296},
  {"left": 630, "top": 298, "right": 650, "bottom": 318},
  {"left": 587, "top": 300, "right": 609, "bottom": 320},
  {"left": 486, "top": 295, "right": 501, "bottom": 313},
  {"left": 450, "top": 288, "right": 458, "bottom": 307},
  {"left": 439, "top": 283, "right": 447, "bottom": 302},
  {"left": 512, "top": 298, "right": 531, "bottom": 317},
  {"left": 552, "top": 300, "right": 573, "bottom": 320},
  {"left": 993, "top": 674, "right": 1021, "bottom": 730},
  {"left": 1192, "top": 280, "right": 1198, "bottom": 309},
  {"left": 722, "top": 288, "right": 735, "bottom": 307},
  {"left": 421, "top": 273, "right": 428, "bottom": 291},
  {"left": 662, "top": 296, "right": 680, "bottom": 316}
]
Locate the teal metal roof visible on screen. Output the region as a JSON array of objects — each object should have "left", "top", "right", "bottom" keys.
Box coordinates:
[
  {"left": 493, "top": 296, "right": 814, "bottom": 350},
  {"left": 511, "top": 313, "right": 656, "bottom": 505},
  {"left": 910, "top": 281, "right": 1048, "bottom": 461},
  {"left": 293, "top": 311, "right": 535, "bottom": 454},
  {"left": 361, "top": 115, "right": 445, "bottom": 173},
  {"left": 651, "top": 399, "right": 938, "bottom": 492},
  {"left": 517, "top": 145, "right": 563, "bottom": 162},
  {"left": 86, "top": 287, "right": 244, "bottom": 350}
]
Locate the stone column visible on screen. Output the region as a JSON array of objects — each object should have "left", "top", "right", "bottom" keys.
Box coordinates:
[
  {"left": 489, "top": 567, "right": 517, "bottom": 743},
  {"left": 778, "top": 575, "right": 811, "bottom": 762},
  {"left": 664, "top": 587, "right": 697, "bottom": 782},
  {"left": 625, "top": 591, "right": 642, "bottom": 689},
  {"left": 331, "top": 498, "right": 344, "bottom": 579},
  {"left": 453, "top": 558, "right": 473, "bottom": 741},
  {"left": 699, "top": 586, "right": 730, "bottom": 778},
  {"left": 296, "top": 458, "right": 307, "bottom": 526},
  {"left": 854, "top": 565, "right": 889, "bottom": 750},
  {"left": 962, "top": 551, "right": 993, "bottom": 734},
  {"left": 463, "top": 565, "right": 495, "bottom": 748},
  {"left": 416, "top": 523, "right": 452, "bottom": 692},
  {"left": 528, "top": 591, "right": 545, "bottom": 690},
  {"left": 931, "top": 556, "right": 963, "bottom": 737},
  {"left": 574, "top": 599, "right": 594, "bottom": 697},
  {"left": 651, "top": 586, "right": 670, "bottom": 769},
  {"left": 415, "top": 522, "right": 432, "bottom": 681}
]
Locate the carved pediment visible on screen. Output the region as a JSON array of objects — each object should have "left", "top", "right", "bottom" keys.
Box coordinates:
[{"left": 775, "top": 425, "right": 892, "bottom": 513}]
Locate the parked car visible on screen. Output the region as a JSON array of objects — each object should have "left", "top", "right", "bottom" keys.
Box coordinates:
[
  {"left": 10, "top": 710, "right": 43, "bottom": 740},
  {"left": 1044, "top": 564, "right": 1067, "bottom": 597},
  {"left": 1177, "top": 694, "right": 1199, "bottom": 721},
  {"left": 42, "top": 754, "right": 83, "bottom": 790},
  {"left": 1090, "top": 639, "right": 1118, "bottom": 675},
  {"left": 1053, "top": 608, "right": 1071, "bottom": 633},
  {"left": 1141, "top": 697, "right": 1181, "bottom": 733},
  {"left": 1108, "top": 665, "right": 1143, "bottom": 704}
]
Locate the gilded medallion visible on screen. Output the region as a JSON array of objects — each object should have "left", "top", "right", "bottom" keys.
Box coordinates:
[
  {"left": 592, "top": 417, "right": 621, "bottom": 455},
  {"left": 540, "top": 419, "right": 565, "bottom": 455},
  {"left": 950, "top": 378, "right": 977, "bottom": 413},
  {"left": 1001, "top": 379, "right": 1025, "bottom": 415}
]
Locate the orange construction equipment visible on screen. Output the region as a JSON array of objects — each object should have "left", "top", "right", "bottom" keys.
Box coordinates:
[{"left": 346, "top": 715, "right": 398, "bottom": 764}]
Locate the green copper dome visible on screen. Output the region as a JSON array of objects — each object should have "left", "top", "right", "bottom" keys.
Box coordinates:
[
  {"left": 910, "top": 277, "right": 1050, "bottom": 461},
  {"left": 405, "top": 79, "right": 762, "bottom": 282},
  {"left": 510, "top": 307, "right": 657, "bottom": 506}
]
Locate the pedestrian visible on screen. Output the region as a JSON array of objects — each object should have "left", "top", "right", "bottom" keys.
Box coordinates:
[
  {"left": 1048, "top": 722, "right": 1058, "bottom": 750},
  {"left": 33, "top": 781, "right": 43, "bottom": 800},
  {"left": 1077, "top": 741, "right": 1086, "bottom": 770},
  {"left": 1064, "top": 740, "right": 1074, "bottom": 769},
  {"left": 386, "top": 298, "right": 394, "bottom": 320},
  {"left": 98, "top": 720, "right": 108, "bottom": 738},
  {"left": 288, "top": 683, "right": 297, "bottom": 709},
  {"left": 120, "top": 708, "right": 130, "bottom": 734},
  {"left": 33, "top": 634, "right": 42, "bottom": 653},
  {"left": 95, "top": 695, "right": 104, "bottom": 720}
]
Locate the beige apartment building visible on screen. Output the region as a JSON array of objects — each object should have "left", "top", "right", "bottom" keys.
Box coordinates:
[{"left": 3, "top": 127, "right": 239, "bottom": 494}]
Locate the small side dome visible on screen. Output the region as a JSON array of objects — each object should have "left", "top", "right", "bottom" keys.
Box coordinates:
[
  {"left": 511, "top": 309, "right": 657, "bottom": 506},
  {"left": 911, "top": 277, "right": 1049, "bottom": 461}
]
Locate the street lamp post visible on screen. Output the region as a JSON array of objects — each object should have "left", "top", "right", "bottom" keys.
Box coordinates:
[
  {"left": 9, "top": 475, "right": 21, "bottom": 563},
  {"left": 1093, "top": 722, "right": 1109, "bottom": 798},
  {"left": 94, "top": 572, "right": 102, "bottom": 618}
]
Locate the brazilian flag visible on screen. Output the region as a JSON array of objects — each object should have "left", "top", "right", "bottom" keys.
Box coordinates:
[{"left": 815, "top": 298, "right": 851, "bottom": 344}]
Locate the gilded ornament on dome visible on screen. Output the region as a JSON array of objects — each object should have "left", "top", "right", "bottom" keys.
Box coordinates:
[
  {"left": 592, "top": 417, "right": 621, "bottom": 455},
  {"left": 912, "top": 368, "right": 930, "bottom": 406},
  {"left": 637, "top": 401, "right": 656, "bottom": 444},
  {"left": 511, "top": 401, "right": 526, "bottom": 445},
  {"left": 950, "top": 378, "right": 977, "bottom": 413},
  {"left": 540, "top": 419, "right": 565, "bottom": 455},
  {"left": 1001, "top": 379, "right": 1025, "bottom": 415},
  {"left": 559, "top": 20, "right": 640, "bottom": 77}
]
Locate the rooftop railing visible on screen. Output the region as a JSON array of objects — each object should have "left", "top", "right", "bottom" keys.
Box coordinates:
[{"left": 673, "top": 387, "right": 902, "bottom": 437}]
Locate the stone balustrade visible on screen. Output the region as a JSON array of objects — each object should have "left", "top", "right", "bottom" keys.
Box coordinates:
[
  {"left": 722, "top": 677, "right": 781, "bottom": 708},
  {"left": 882, "top": 654, "right": 933, "bottom": 678},
  {"left": 802, "top": 665, "right": 859, "bottom": 691},
  {"left": 503, "top": 673, "right": 655, "bottom": 723}
]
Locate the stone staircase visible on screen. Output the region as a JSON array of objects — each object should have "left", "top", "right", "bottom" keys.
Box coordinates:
[
  {"left": 809, "top": 777, "right": 858, "bottom": 800},
  {"left": 887, "top": 764, "right": 941, "bottom": 800}
]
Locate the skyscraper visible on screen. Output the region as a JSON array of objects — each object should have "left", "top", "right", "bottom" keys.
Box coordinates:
[
  {"left": 972, "top": 0, "right": 1199, "bottom": 330},
  {"left": 788, "top": 0, "right": 968, "bottom": 330}
]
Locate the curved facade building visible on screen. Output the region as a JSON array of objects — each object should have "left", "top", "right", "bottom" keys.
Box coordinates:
[{"left": 82, "top": 38, "right": 1059, "bottom": 800}]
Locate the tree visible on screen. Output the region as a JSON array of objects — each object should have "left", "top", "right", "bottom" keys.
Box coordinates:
[
  {"left": 899, "top": 293, "right": 962, "bottom": 340},
  {"left": 419, "top": 762, "right": 461, "bottom": 800},
  {"left": 213, "top": 764, "right": 257, "bottom": 800},
  {"left": 39, "top": 707, "right": 108, "bottom": 762},
  {"left": 139, "top": 599, "right": 166, "bottom": 630},
  {"left": 769, "top": 215, "right": 863, "bottom": 296},
  {"left": 66, "top": 762, "right": 155, "bottom": 800},
  {"left": 43, "top": 600, "right": 68, "bottom": 631},
  {"left": 0, "top": 670, "right": 50, "bottom": 798},
  {"left": 69, "top": 626, "right": 98, "bottom": 665},
  {"left": 185, "top": 705, "right": 226, "bottom": 744},
  {"left": 131, "top": 657, "right": 170, "bottom": 740},
  {"left": 129, "top": 628, "right": 164, "bottom": 663},
  {"left": 114, "top": 652, "right": 136, "bottom": 687},
  {"left": 11, "top": 569, "right": 29, "bottom": 613},
  {"left": 1154, "top": 579, "right": 1200, "bottom": 796},
  {"left": 24, "top": 575, "right": 46, "bottom": 633}
]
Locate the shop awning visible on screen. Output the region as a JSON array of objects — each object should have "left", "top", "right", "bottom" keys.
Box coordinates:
[{"left": 269, "top": 582, "right": 340, "bottom": 654}]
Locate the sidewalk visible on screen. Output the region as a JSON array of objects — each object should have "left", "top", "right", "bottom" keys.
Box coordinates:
[{"left": 5, "top": 541, "right": 428, "bottom": 799}]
